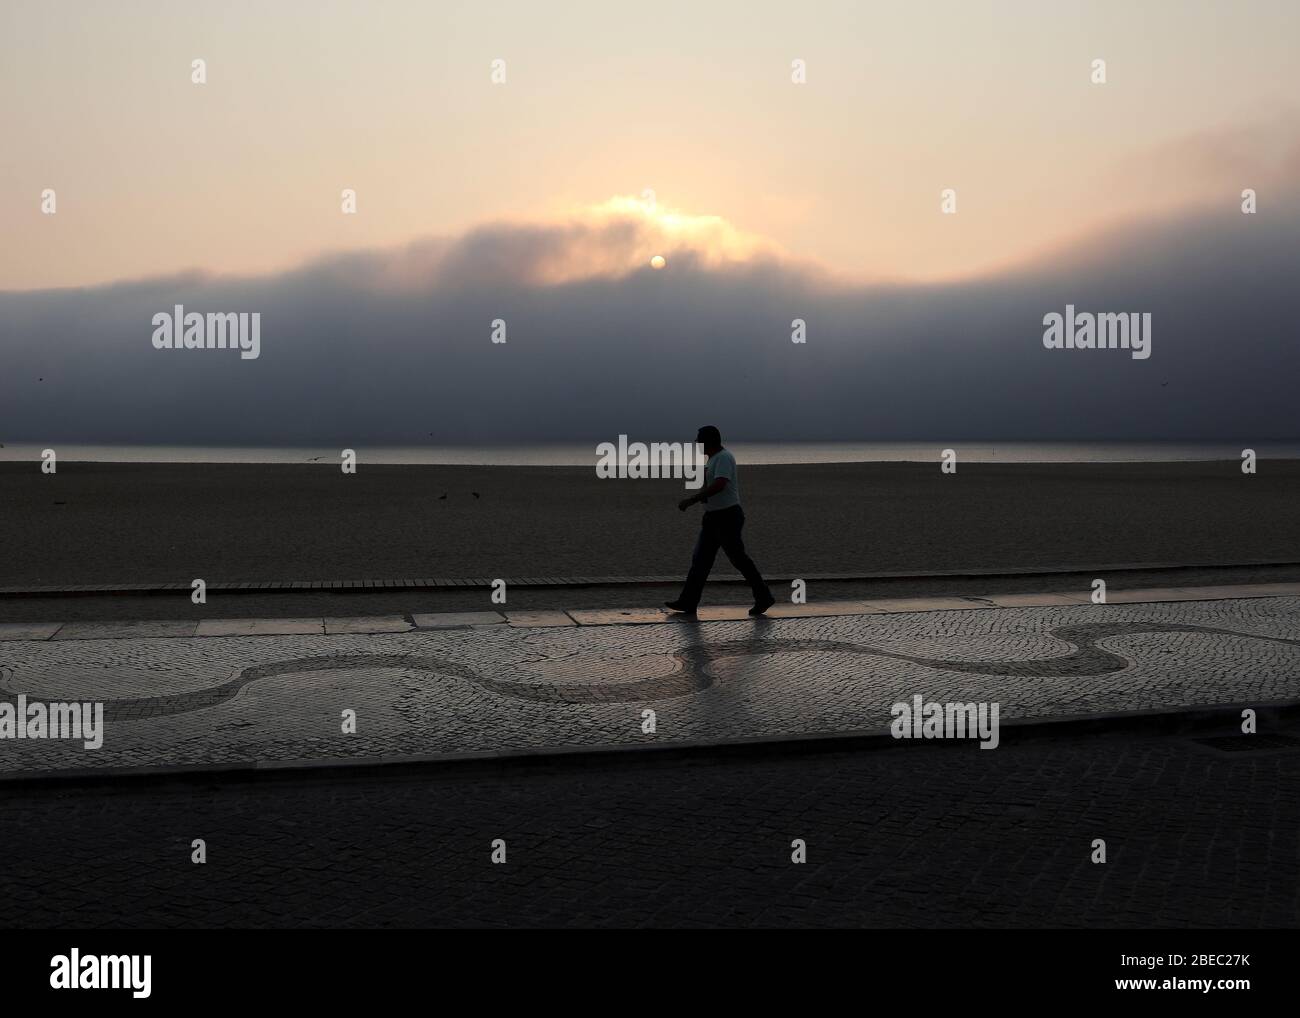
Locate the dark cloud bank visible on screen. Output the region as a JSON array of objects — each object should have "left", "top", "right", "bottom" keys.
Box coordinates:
[{"left": 2, "top": 199, "right": 1297, "bottom": 446}]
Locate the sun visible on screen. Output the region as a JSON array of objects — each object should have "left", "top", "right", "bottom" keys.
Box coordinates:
[{"left": 650, "top": 254, "right": 666, "bottom": 269}]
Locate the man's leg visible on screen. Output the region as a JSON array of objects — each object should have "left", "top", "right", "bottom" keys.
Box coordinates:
[
  {"left": 718, "top": 509, "right": 773, "bottom": 606},
  {"left": 673, "top": 517, "right": 722, "bottom": 611}
]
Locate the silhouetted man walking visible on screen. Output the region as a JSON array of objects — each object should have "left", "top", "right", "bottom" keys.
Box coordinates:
[{"left": 666, "top": 426, "right": 775, "bottom": 617}]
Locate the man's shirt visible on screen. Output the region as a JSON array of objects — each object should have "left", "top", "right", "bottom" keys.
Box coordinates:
[{"left": 703, "top": 448, "right": 741, "bottom": 512}]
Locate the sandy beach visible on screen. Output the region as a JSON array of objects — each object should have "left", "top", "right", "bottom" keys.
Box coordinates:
[{"left": 2, "top": 460, "right": 1297, "bottom": 588}]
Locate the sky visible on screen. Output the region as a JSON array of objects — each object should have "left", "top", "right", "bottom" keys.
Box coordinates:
[{"left": 2, "top": 0, "right": 1298, "bottom": 443}]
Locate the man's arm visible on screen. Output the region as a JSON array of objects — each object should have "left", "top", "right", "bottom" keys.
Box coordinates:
[{"left": 678, "top": 477, "right": 727, "bottom": 511}]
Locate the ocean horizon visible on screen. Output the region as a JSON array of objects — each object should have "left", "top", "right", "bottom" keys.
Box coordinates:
[{"left": 2, "top": 441, "right": 1297, "bottom": 466}]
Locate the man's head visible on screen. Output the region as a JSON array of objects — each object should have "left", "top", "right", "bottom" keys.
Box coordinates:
[{"left": 695, "top": 425, "right": 722, "bottom": 454}]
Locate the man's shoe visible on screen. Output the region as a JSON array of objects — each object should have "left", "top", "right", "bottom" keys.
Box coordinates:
[
  {"left": 748, "top": 594, "right": 776, "bottom": 616},
  {"left": 664, "top": 600, "right": 696, "bottom": 615}
]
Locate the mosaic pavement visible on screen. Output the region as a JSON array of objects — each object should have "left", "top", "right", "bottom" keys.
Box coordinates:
[{"left": 2, "top": 595, "right": 1299, "bottom": 777}]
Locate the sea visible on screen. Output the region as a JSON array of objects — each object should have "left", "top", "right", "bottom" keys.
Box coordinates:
[{"left": 1, "top": 442, "right": 1297, "bottom": 465}]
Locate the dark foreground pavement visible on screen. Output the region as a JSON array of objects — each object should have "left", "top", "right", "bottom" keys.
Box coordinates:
[{"left": 3, "top": 722, "right": 1297, "bottom": 929}]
